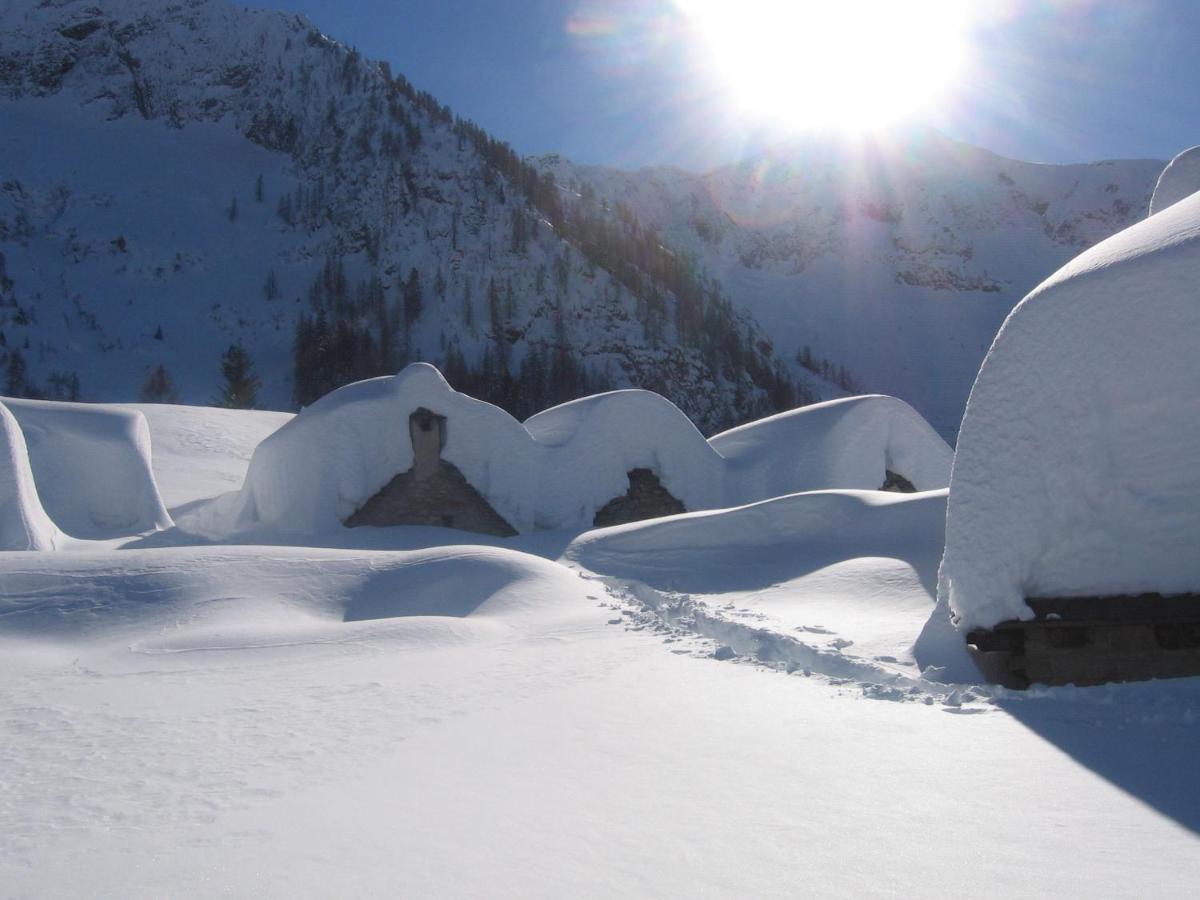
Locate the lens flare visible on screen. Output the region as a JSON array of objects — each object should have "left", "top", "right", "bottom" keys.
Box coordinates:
[{"left": 677, "top": 0, "right": 970, "bottom": 132}]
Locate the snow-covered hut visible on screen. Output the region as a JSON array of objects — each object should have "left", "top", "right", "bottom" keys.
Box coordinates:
[
  {"left": 709, "top": 394, "right": 953, "bottom": 504},
  {"left": 1149, "top": 145, "right": 1200, "bottom": 216},
  {"left": 939, "top": 182, "right": 1200, "bottom": 687},
  {"left": 225, "top": 364, "right": 535, "bottom": 535},
  {"left": 0, "top": 401, "right": 63, "bottom": 550},
  {"left": 524, "top": 389, "right": 724, "bottom": 525},
  {"left": 3, "top": 397, "right": 172, "bottom": 539}
]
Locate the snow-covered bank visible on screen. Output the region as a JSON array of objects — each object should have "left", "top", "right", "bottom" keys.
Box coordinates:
[
  {"left": 0, "top": 543, "right": 584, "bottom": 651},
  {"left": 940, "top": 187, "right": 1200, "bottom": 631}
]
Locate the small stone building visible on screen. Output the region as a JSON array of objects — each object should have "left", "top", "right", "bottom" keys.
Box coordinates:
[{"left": 939, "top": 158, "right": 1200, "bottom": 688}]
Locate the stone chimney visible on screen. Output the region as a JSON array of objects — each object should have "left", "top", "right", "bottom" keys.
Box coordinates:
[{"left": 409, "top": 407, "right": 446, "bottom": 480}]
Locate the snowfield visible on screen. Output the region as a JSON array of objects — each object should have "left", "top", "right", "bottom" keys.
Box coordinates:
[
  {"left": 3, "top": 391, "right": 1200, "bottom": 896},
  {"left": 2, "top": 1, "right": 1198, "bottom": 891}
]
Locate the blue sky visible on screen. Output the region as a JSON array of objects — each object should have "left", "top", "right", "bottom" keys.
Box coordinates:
[{"left": 248, "top": 0, "right": 1200, "bottom": 171}]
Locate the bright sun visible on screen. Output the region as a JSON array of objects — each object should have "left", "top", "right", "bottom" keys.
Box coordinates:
[{"left": 677, "top": 0, "right": 970, "bottom": 132}]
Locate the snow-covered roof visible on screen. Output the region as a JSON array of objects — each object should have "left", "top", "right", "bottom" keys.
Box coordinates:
[
  {"left": 939, "top": 190, "right": 1200, "bottom": 631},
  {"left": 524, "top": 389, "right": 725, "bottom": 520},
  {"left": 2, "top": 397, "right": 173, "bottom": 540},
  {"left": 709, "top": 394, "right": 953, "bottom": 504},
  {"left": 0, "top": 401, "right": 62, "bottom": 550},
  {"left": 226, "top": 363, "right": 544, "bottom": 534},
  {"left": 1149, "top": 146, "right": 1200, "bottom": 216},
  {"left": 218, "top": 363, "right": 951, "bottom": 538}
]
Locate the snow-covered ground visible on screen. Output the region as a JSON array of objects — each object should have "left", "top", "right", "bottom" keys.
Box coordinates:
[{"left": 3, "top": 397, "right": 1200, "bottom": 896}]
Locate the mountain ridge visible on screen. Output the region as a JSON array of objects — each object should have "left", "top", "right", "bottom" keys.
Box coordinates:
[{"left": 0, "top": 0, "right": 1163, "bottom": 436}]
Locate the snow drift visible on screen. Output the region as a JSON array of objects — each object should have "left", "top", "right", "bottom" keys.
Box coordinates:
[
  {"left": 0, "top": 401, "right": 62, "bottom": 551},
  {"left": 939, "top": 189, "right": 1200, "bottom": 631},
  {"left": 125, "top": 403, "right": 293, "bottom": 511},
  {"left": 1149, "top": 146, "right": 1200, "bottom": 216},
  {"left": 2, "top": 397, "right": 173, "bottom": 539},
  {"left": 0, "top": 543, "right": 586, "bottom": 644},
  {"left": 215, "top": 363, "right": 951, "bottom": 538},
  {"left": 569, "top": 488, "right": 947, "bottom": 592}
]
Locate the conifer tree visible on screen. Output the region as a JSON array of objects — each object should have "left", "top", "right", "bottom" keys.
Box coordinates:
[
  {"left": 215, "top": 343, "right": 260, "bottom": 409},
  {"left": 403, "top": 267, "right": 422, "bottom": 326},
  {"left": 462, "top": 282, "right": 474, "bottom": 331},
  {"left": 5, "top": 350, "right": 27, "bottom": 396},
  {"left": 140, "top": 364, "right": 180, "bottom": 403},
  {"left": 263, "top": 269, "right": 280, "bottom": 302}
]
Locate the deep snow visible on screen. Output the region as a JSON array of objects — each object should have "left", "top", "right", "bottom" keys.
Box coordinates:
[{"left": 4, "top": 396, "right": 1200, "bottom": 896}]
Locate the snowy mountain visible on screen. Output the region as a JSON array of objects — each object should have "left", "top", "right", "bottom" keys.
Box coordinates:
[
  {"left": 0, "top": 0, "right": 1161, "bottom": 436},
  {"left": 539, "top": 134, "right": 1162, "bottom": 436},
  {"left": 0, "top": 0, "right": 810, "bottom": 433}
]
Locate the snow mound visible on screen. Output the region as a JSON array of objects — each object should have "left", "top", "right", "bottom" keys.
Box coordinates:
[
  {"left": 123, "top": 403, "right": 293, "bottom": 511},
  {"left": 0, "top": 401, "right": 62, "bottom": 551},
  {"left": 1149, "top": 146, "right": 1200, "bottom": 216},
  {"left": 216, "top": 363, "right": 951, "bottom": 539},
  {"left": 939, "top": 190, "right": 1200, "bottom": 631},
  {"left": 0, "top": 544, "right": 585, "bottom": 643},
  {"left": 709, "top": 394, "right": 953, "bottom": 503},
  {"left": 568, "top": 489, "right": 952, "bottom": 684},
  {"left": 2, "top": 397, "right": 173, "bottom": 539},
  {"left": 569, "top": 488, "right": 947, "bottom": 591}
]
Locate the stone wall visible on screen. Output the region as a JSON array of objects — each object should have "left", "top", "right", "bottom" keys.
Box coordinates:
[
  {"left": 344, "top": 407, "right": 517, "bottom": 536},
  {"left": 594, "top": 468, "right": 686, "bottom": 528},
  {"left": 345, "top": 460, "right": 517, "bottom": 536},
  {"left": 881, "top": 469, "right": 917, "bottom": 492}
]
